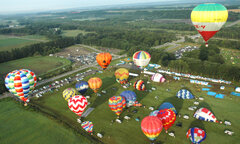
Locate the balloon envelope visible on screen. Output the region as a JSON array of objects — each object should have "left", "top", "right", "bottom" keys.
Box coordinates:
[
  {"left": 149, "top": 110, "right": 159, "bottom": 116},
  {"left": 108, "top": 96, "right": 126, "bottom": 116},
  {"left": 5, "top": 69, "right": 37, "bottom": 102},
  {"left": 120, "top": 90, "right": 137, "bottom": 107},
  {"left": 133, "top": 51, "right": 151, "bottom": 69},
  {"left": 187, "top": 127, "right": 206, "bottom": 144},
  {"left": 194, "top": 108, "right": 218, "bottom": 123},
  {"left": 63, "top": 88, "right": 76, "bottom": 101},
  {"left": 158, "top": 102, "right": 177, "bottom": 115},
  {"left": 157, "top": 109, "right": 176, "bottom": 131},
  {"left": 88, "top": 77, "right": 102, "bottom": 93},
  {"left": 96, "top": 52, "right": 112, "bottom": 70},
  {"left": 151, "top": 73, "right": 166, "bottom": 83},
  {"left": 115, "top": 68, "right": 129, "bottom": 84},
  {"left": 134, "top": 80, "right": 146, "bottom": 91},
  {"left": 81, "top": 121, "right": 93, "bottom": 133},
  {"left": 68, "top": 95, "right": 88, "bottom": 117},
  {"left": 76, "top": 81, "right": 89, "bottom": 95},
  {"left": 176, "top": 89, "right": 195, "bottom": 99}
]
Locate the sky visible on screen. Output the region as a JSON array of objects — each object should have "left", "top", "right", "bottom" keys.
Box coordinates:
[{"left": 0, "top": 0, "right": 176, "bottom": 14}]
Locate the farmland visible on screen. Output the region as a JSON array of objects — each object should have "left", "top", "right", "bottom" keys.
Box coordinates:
[{"left": 62, "top": 30, "right": 94, "bottom": 37}]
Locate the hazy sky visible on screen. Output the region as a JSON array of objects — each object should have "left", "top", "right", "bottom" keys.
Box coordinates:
[{"left": 0, "top": 0, "right": 174, "bottom": 13}]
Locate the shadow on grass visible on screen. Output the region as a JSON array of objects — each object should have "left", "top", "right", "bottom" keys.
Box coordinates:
[
  {"left": 133, "top": 77, "right": 151, "bottom": 102},
  {"left": 198, "top": 101, "right": 213, "bottom": 113},
  {"left": 161, "top": 96, "right": 183, "bottom": 114},
  {"left": 188, "top": 119, "right": 205, "bottom": 131}
]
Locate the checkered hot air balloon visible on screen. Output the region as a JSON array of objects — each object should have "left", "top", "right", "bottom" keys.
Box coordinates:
[
  {"left": 151, "top": 73, "right": 166, "bottom": 83},
  {"left": 68, "top": 95, "right": 88, "bottom": 117},
  {"left": 76, "top": 81, "right": 89, "bottom": 95},
  {"left": 187, "top": 127, "right": 206, "bottom": 144},
  {"left": 120, "top": 90, "right": 136, "bottom": 107},
  {"left": 194, "top": 108, "right": 218, "bottom": 123},
  {"left": 88, "top": 77, "right": 102, "bottom": 93},
  {"left": 5, "top": 69, "right": 37, "bottom": 102},
  {"left": 176, "top": 89, "right": 195, "bottom": 99},
  {"left": 133, "top": 51, "right": 151, "bottom": 69},
  {"left": 141, "top": 116, "right": 163, "bottom": 141},
  {"left": 63, "top": 88, "right": 76, "bottom": 101},
  {"left": 81, "top": 121, "right": 93, "bottom": 133},
  {"left": 134, "top": 80, "right": 146, "bottom": 91},
  {"left": 157, "top": 109, "right": 176, "bottom": 131},
  {"left": 108, "top": 96, "right": 126, "bottom": 116},
  {"left": 115, "top": 68, "right": 129, "bottom": 84},
  {"left": 191, "top": 3, "right": 228, "bottom": 47}
]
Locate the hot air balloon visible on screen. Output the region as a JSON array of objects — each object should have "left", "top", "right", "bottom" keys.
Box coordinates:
[
  {"left": 176, "top": 89, "right": 195, "bottom": 99},
  {"left": 141, "top": 116, "right": 163, "bottom": 141},
  {"left": 108, "top": 96, "right": 126, "bottom": 116},
  {"left": 120, "top": 90, "right": 137, "bottom": 107},
  {"left": 191, "top": 3, "right": 228, "bottom": 47},
  {"left": 157, "top": 109, "right": 176, "bottom": 132},
  {"left": 5, "top": 69, "right": 37, "bottom": 103},
  {"left": 134, "top": 80, "right": 146, "bottom": 91},
  {"left": 76, "top": 81, "right": 89, "bottom": 95},
  {"left": 194, "top": 108, "right": 219, "bottom": 123},
  {"left": 158, "top": 102, "right": 177, "bottom": 115},
  {"left": 187, "top": 127, "right": 206, "bottom": 144},
  {"left": 88, "top": 77, "right": 102, "bottom": 93},
  {"left": 81, "top": 121, "right": 93, "bottom": 133},
  {"left": 149, "top": 110, "right": 159, "bottom": 116},
  {"left": 133, "top": 51, "right": 151, "bottom": 69},
  {"left": 151, "top": 73, "right": 166, "bottom": 83},
  {"left": 68, "top": 95, "right": 88, "bottom": 117},
  {"left": 96, "top": 52, "right": 112, "bottom": 70},
  {"left": 115, "top": 68, "right": 129, "bottom": 84},
  {"left": 63, "top": 88, "right": 76, "bottom": 101}
]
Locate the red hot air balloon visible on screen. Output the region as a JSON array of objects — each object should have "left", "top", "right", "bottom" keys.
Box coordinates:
[
  {"left": 68, "top": 95, "right": 88, "bottom": 117},
  {"left": 157, "top": 109, "right": 176, "bottom": 132}
]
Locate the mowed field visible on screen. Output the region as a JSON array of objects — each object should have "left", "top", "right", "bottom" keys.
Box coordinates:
[
  {"left": 0, "top": 56, "right": 71, "bottom": 75},
  {"left": 62, "top": 30, "right": 94, "bottom": 37},
  {"left": 0, "top": 98, "right": 92, "bottom": 144},
  {"left": 27, "top": 67, "right": 240, "bottom": 144},
  {"left": 0, "top": 35, "right": 48, "bottom": 52}
]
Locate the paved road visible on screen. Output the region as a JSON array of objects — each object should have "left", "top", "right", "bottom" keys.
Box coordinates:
[
  {"left": 226, "top": 20, "right": 240, "bottom": 27},
  {"left": 5, "top": 35, "right": 48, "bottom": 42}
]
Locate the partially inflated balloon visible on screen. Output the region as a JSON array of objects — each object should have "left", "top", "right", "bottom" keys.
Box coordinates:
[
  {"left": 151, "top": 73, "right": 166, "bottom": 83},
  {"left": 149, "top": 110, "right": 159, "bottom": 116},
  {"left": 134, "top": 80, "right": 145, "bottom": 91},
  {"left": 108, "top": 96, "right": 126, "bottom": 116},
  {"left": 76, "top": 81, "right": 89, "bottom": 95},
  {"left": 96, "top": 52, "right": 112, "bottom": 70},
  {"left": 194, "top": 108, "right": 218, "bottom": 123},
  {"left": 157, "top": 109, "right": 176, "bottom": 131},
  {"left": 63, "top": 88, "right": 76, "bottom": 101},
  {"left": 191, "top": 3, "right": 228, "bottom": 47},
  {"left": 115, "top": 68, "right": 129, "bottom": 84},
  {"left": 81, "top": 121, "right": 93, "bottom": 133},
  {"left": 133, "top": 51, "right": 151, "bottom": 69},
  {"left": 5, "top": 69, "right": 37, "bottom": 102},
  {"left": 141, "top": 116, "right": 163, "bottom": 141},
  {"left": 187, "top": 127, "right": 206, "bottom": 144},
  {"left": 68, "top": 95, "right": 88, "bottom": 117},
  {"left": 88, "top": 77, "right": 102, "bottom": 93},
  {"left": 120, "top": 90, "right": 137, "bottom": 107}
]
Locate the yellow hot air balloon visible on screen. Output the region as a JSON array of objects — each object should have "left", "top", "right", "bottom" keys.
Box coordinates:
[
  {"left": 88, "top": 77, "right": 102, "bottom": 93},
  {"left": 191, "top": 3, "right": 228, "bottom": 47},
  {"left": 63, "top": 88, "right": 76, "bottom": 101},
  {"left": 115, "top": 68, "right": 129, "bottom": 84}
]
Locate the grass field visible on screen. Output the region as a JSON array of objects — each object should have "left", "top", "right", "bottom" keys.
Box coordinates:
[
  {"left": 220, "top": 48, "right": 240, "bottom": 65},
  {"left": 29, "top": 67, "right": 240, "bottom": 144},
  {"left": 62, "top": 30, "right": 93, "bottom": 37},
  {"left": 0, "top": 35, "right": 48, "bottom": 52},
  {"left": 0, "top": 56, "right": 71, "bottom": 75},
  {"left": 0, "top": 98, "right": 92, "bottom": 144}
]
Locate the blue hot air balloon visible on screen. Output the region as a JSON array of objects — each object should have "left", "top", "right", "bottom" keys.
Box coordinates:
[
  {"left": 158, "top": 102, "right": 177, "bottom": 115},
  {"left": 176, "top": 89, "right": 195, "bottom": 99},
  {"left": 120, "top": 90, "right": 137, "bottom": 107},
  {"left": 76, "top": 81, "right": 89, "bottom": 95}
]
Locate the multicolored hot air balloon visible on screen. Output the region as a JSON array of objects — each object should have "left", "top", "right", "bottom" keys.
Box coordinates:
[
  {"left": 157, "top": 109, "right": 176, "bottom": 132},
  {"left": 68, "top": 95, "right": 88, "bottom": 117},
  {"left": 88, "top": 77, "right": 102, "bottom": 93},
  {"left": 76, "top": 81, "right": 89, "bottom": 95},
  {"left": 5, "top": 69, "right": 37, "bottom": 102},
  {"left": 149, "top": 110, "right": 159, "bottom": 117},
  {"left": 141, "top": 116, "right": 163, "bottom": 141},
  {"left": 96, "top": 52, "right": 112, "bottom": 70},
  {"left": 133, "top": 51, "right": 151, "bottom": 69},
  {"left": 115, "top": 68, "right": 129, "bottom": 84},
  {"left": 194, "top": 108, "right": 218, "bottom": 123},
  {"left": 176, "top": 89, "right": 195, "bottom": 99},
  {"left": 134, "top": 80, "right": 146, "bottom": 91},
  {"left": 63, "top": 88, "right": 76, "bottom": 101},
  {"left": 187, "top": 127, "right": 206, "bottom": 144},
  {"left": 191, "top": 3, "right": 228, "bottom": 47},
  {"left": 108, "top": 96, "right": 126, "bottom": 116},
  {"left": 151, "top": 73, "right": 166, "bottom": 83},
  {"left": 158, "top": 102, "right": 177, "bottom": 115},
  {"left": 81, "top": 121, "right": 93, "bottom": 133},
  {"left": 120, "top": 90, "right": 137, "bottom": 107}
]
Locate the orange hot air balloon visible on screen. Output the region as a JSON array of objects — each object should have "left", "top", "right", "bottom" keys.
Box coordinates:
[
  {"left": 96, "top": 52, "right": 112, "bottom": 70},
  {"left": 88, "top": 77, "right": 102, "bottom": 93}
]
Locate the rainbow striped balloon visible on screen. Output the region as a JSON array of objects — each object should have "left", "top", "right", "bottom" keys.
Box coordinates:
[
  {"left": 5, "top": 69, "right": 37, "bottom": 102},
  {"left": 81, "top": 121, "right": 93, "bottom": 133},
  {"left": 134, "top": 80, "right": 146, "bottom": 91},
  {"left": 191, "top": 3, "right": 228, "bottom": 47},
  {"left": 63, "top": 88, "right": 76, "bottom": 101},
  {"left": 133, "top": 51, "right": 151, "bottom": 69},
  {"left": 108, "top": 96, "right": 126, "bottom": 116}
]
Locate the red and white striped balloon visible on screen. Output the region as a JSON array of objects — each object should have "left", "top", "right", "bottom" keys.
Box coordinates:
[{"left": 68, "top": 95, "right": 88, "bottom": 117}]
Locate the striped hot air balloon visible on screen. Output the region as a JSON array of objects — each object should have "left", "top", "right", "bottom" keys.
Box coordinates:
[
  {"left": 5, "top": 69, "right": 37, "bottom": 102},
  {"left": 134, "top": 80, "right": 146, "bottom": 91},
  {"left": 133, "top": 51, "right": 151, "bottom": 69},
  {"left": 187, "top": 127, "right": 206, "bottom": 144},
  {"left": 151, "top": 73, "right": 166, "bottom": 83},
  {"left": 88, "top": 77, "right": 102, "bottom": 93},
  {"left": 108, "top": 96, "right": 126, "bottom": 116},
  {"left": 157, "top": 109, "right": 176, "bottom": 132},
  {"left": 141, "top": 116, "right": 163, "bottom": 141},
  {"left": 76, "top": 81, "right": 89, "bottom": 95},
  {"left": 68, "top": 95, "right": 88, "bottom": 117},
  {"left": 194, "top": 108, "right": 218, "bottom": 123},
  {"left": 191, "top": 3, "right": 228, "bottom": 47},
  {"left": 63, "top": 88, "right": 76, "bottom": 101},
  {"left": 115, "top": 68, "right": 129, "bottom": 84},
  {"left": 81, "top": 121, "right": 93, "bottom": 133}
]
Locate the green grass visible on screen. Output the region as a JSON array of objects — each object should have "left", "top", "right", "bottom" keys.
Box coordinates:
[
  {"left": 0, "top": 98, "right": 92, "bottom": 144},
  {"left": 30, "top": 67, "right": 240, "bottom": 144},
  {"left": 220, "top": 48, "right": 240, "bottom": 65},
  {"left": 0, "top": 56, "right": 71, "bottom": 75},
  {"left": 62, "top": 30, "right": 94, "bottom": 37}
]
